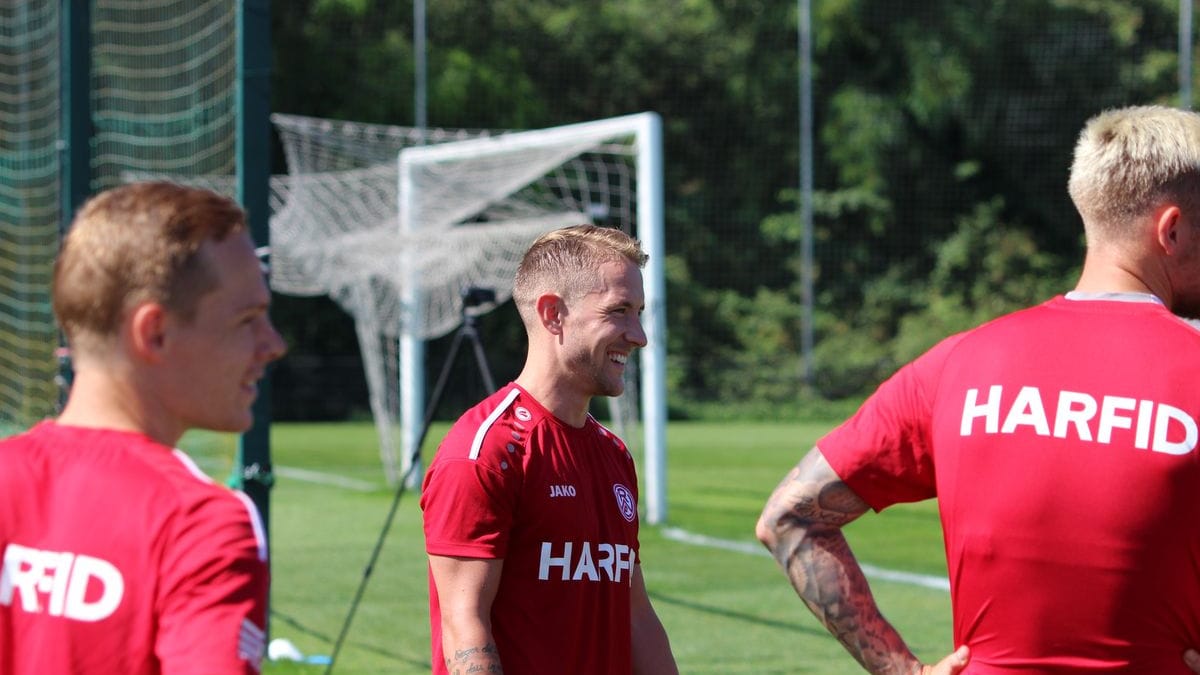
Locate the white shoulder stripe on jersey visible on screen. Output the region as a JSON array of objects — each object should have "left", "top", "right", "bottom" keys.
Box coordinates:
[
  {"left": 469, "top": 387, "right": 521, "bottom": 460},
  {"left": 172, "top": 448, "right": 216, "bottom": 484},
  {"left": 171, "top": 449, "right": 269, "bottom": 562},
  {"left": 233, "top": 491, "right": 270, "bottom": 562}
]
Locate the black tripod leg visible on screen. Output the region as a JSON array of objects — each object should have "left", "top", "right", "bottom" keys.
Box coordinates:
[
  {"left": 322, "top": 312, "right": 500, "bottom": 674},
  {"left": 415, "top": 328, "right": 469, "bottom": 454},
  {"left": 464, "top": 325, "right": 497, "bottom": 392},
  {"left": 323, "top": 327, "right": 469, "bottom": 674}
]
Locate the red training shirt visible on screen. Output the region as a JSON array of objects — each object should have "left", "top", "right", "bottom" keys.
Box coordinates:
[
  {"left": 421, "top": 383, "right": 641, "bottom": 675},
  {"left": 0, "top": 422, "right": 268, "bottom": 675},
  {"left": 820, "top": 296, "right": 1200, "bottom": 673}
]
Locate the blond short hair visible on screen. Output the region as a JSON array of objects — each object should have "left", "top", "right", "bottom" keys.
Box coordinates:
[
  {"left": 1068, "top": 105, "right": 1200, "bottom": 243},
  {"left": 512, "top": 225, "right": 647, "bottom": 327},
  {"left": 53, "top": 182, "right": 247, "bottom": 353}
]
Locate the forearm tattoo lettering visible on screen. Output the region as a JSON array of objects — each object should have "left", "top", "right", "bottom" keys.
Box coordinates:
[{"left": 446, "top": 643, "right": 503, "bottom": 674}]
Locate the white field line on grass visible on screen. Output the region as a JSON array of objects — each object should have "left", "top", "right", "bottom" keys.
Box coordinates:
[
  {"left": 660, "top": 527, "right": 950, "bottom": 592},
  {"left": 266, "top": 468, "right": 950, "bottom": 592},
  {"left": 274, "top": 465, "right": 378, "bottom": 492}
]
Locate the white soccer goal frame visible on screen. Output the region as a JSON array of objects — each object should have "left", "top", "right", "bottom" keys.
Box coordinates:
[{"left": 397, "top": 112, "right": 669, "bottom": 524}]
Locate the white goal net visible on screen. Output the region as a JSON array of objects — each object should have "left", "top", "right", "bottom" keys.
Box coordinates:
[{"left": 270, "top": 113, "right": 667, "bottom": 522}]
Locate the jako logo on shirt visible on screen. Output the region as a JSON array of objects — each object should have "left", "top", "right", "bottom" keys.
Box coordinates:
[
  {"left": 0, "top": 543, "right": 124, "bottom": 622},
  {"left": 549, "top": 484, "right": 577, "bottom": 498},
  {"left": 538, "top": 541, "right": 635, "bottom": 584},
  {"left": 960, "top": 385, "right": 1198, "bottom": 455},
  {"left": 612, "top": 483, "right": 636, "bottom": 522}
]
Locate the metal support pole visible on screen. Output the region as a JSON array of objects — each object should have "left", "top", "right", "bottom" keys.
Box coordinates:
[
  {"left": 236, "top": 0, "right": 274, "bottom": 537},
  {"left": 58, "top": 0, "right": 92, "bottom": 405},
  {"left": 1182, "top": 0, "right": 1194, "bottom": 109},
  {"left": 798, "top": 0, "right": 815, "bottom": 383},
  {"left": 415, "top": 0, "right": 427, "bottom": 135},
  {"left": 59, "top": 0, "right": 91, "bottom": 230}
]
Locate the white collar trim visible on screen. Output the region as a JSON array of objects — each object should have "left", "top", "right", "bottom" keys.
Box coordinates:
[{"left": 1064, "top": 290, "right": 1164, "bottom": 306}]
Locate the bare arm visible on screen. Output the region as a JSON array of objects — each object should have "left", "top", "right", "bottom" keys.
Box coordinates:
[
  {"left": 755, "top": 447, "right": 968, "bottom": 675},
  {"left": 428, "top": 555, "right": 505, "bottom": 674},
  {"left": 630, "top": 564, "right": 679, "bottom": 675}
]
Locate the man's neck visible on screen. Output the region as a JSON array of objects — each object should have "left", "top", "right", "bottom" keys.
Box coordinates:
[
  {"left": 514, "top": 370, "right": 589, "bottom": 428},
  {"left": 56, "top": 369, "right": 181, "bottom": 447},
  {"left": 1073, "top": 249, "right": 1172, "bottom": 307}
]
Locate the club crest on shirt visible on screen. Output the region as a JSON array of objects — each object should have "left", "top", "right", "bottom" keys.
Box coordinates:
[{"left": 612, "top": 483, "right": 636, "bottom": 522}]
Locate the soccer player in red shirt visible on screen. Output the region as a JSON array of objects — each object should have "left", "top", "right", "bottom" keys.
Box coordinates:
[
  {"left": 0, "top": 182, "right": 287, "bottom": 674},
  {"left": 421, "top": 225, "right": 677, "bottom": 674},
  {"left": 758, "top": 105, "right": 1200, "bottom": 674}
]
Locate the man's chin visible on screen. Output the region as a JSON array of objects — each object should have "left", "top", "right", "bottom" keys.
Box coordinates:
[
  {"left": 596, "top": 383, "right": 625, "bottom": 399},
  {"left": 203, "top": 416, "right": 254, "bottom": 435}
]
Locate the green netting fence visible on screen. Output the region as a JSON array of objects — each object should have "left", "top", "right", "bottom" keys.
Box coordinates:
[{"left": 0, "top": 0, "right": 237, "bottom": 432}]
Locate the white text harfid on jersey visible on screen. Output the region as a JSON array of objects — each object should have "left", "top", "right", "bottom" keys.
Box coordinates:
[
  {"left": 960, "top": 385, "right": 1198, "bottom": 455},
  {"left": 0, "top": 543, "right": 124, "bottom": 621},
  {"left": 538, "top": 541, "right": 635, "bottom": 584}
]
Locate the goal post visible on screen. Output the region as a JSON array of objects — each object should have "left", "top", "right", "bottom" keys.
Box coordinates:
[{"left": 397, "top": 112, "right": 669, "bottom": 524}]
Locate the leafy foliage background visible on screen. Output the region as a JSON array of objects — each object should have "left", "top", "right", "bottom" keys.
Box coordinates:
[{"left": 267, "top": 0, "right": 1185, "bottom": 419}]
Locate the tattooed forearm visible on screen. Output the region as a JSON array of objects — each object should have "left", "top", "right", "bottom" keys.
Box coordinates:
[
  {"left": 446, "top": 643, "right": 503, "bottom": 674},
  {"left": 783, "top": 523, "right": 920, "bottom": 674},
  {"left": 757, "top": 449, "right": 922, "bottom": 675},
  {"left": 758, "top": 459, "right": 865, "bottom": 566}
]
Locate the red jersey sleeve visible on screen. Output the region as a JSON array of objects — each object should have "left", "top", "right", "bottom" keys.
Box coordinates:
[
  {"left": 421, "top": 454, "right": 519, "bottom": 559},
  {"left": 819, "top": 333, "right": 966, "bottom": 511},
  {"left": 155, "top": 492, "right": 268, "bottom": 675}
]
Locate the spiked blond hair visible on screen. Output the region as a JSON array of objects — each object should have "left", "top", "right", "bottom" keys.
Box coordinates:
[
  {"left": 512, "top": 225, "right": 646, "bottom": 329},
  {"left": 1068, "top": 105, "right": 1200, "bottom": 244}
]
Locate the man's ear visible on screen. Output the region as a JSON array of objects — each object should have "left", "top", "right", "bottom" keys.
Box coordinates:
[
  {"left": 1155, "top": 204, "right": 1182, "bottom": 254},
  {"left": 127, "top": 302, "right": 169, "bottom": 363},
  {"left": 536, "top": 293, "right": 565, "bottom": 336}
]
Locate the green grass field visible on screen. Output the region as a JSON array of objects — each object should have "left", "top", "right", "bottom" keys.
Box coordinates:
[{"left": 182, "top": 420, "right": 953, "bottom": 674}]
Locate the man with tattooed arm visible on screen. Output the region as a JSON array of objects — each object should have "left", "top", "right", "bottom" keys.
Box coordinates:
[{"left": 758, "top": 105, "right": 1200, "bottom": 673}]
